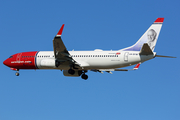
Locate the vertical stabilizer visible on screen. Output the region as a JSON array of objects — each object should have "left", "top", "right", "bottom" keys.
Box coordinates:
[{"left": 122, "top": 18, "right": 164, "bottom": 52}]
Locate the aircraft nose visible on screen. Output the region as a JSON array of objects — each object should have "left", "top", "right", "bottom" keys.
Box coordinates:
[{"left": 3, "top": 59, "right": 9, "bottom": 67}]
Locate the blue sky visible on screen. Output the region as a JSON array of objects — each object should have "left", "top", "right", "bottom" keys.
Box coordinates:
[{"left": 1, "top": 0, "right": 180, "bottom": 120}]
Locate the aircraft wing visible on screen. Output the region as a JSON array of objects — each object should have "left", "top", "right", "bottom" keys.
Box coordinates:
[{"left": 53, "top": 24, "right": 78, "bottom": 67}]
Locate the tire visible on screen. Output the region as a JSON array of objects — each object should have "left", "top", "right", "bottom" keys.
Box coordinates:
[
  {"left": 81, "top": 74, "right": 88, "bottom": 80},
  {"left": 15, "top": 72, "right": 19, "bottom": 76}
]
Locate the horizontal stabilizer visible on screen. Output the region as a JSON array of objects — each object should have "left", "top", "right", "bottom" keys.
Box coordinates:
[
  {"left": 133, "top": 63, "right": 141, "bottom": 70},
  {"left": 139, "top": 43, "right": 153, "bottom": 55},
  {"left": 91, "top": 63, "right": 141, "bottom": 74},
  {"left": 114, "top": 63, "right": 141, "bottom": 71},
  {"left": 155, "top": 55, "right": 176, "bottom": 58},
  {"left": 114, "top": 69, "right": 128, "bottom": 71}
]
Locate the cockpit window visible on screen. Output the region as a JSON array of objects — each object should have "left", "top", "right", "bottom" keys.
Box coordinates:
[{"left": 9, "top": 56, "right": 13, "bottom": 58}]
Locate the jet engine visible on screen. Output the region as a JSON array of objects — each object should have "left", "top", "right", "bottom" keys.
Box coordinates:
[{"left": 63, "top": 70, "right": 82, "bottom": 77}]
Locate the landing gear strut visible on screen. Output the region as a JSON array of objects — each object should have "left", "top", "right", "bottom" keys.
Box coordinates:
[{"left": 15, "top": 69, "right": 19, "bottom": 76}]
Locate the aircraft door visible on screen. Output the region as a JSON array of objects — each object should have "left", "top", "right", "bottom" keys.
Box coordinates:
[{"left": 124, "top": 52, "right": 129, "bottom": 62}]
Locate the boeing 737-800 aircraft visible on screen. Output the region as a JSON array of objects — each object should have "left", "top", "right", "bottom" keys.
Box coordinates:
[{"left": 3, "top": 18, "right": 175, "bottom": 80}]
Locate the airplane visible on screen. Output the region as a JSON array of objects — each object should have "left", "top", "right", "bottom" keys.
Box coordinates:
[{"left": 3, "top": 18, "right": 176, "bottom": 80}]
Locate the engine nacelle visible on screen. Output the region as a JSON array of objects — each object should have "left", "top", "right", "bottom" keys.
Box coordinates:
[
  {"left": 63, "top": 70, "right": 82, "bottom": 77},
  {"left": 40, "top": 59, "right": 55, "bottom": 67}
]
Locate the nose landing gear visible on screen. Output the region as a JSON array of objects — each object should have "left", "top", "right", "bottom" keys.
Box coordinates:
[{"left": 15, "top": 69, "right": 19, "bottom": 76}]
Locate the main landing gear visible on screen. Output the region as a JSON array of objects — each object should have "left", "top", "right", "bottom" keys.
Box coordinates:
[
  {"left": 81, "top": 73, "right": 88, "bottom": 80},
  {"left": 68, "top": 69, "right": 88, "bottom": 80},
  {"left": 81, "top": 70, "right": 88, "bottom": 80}
]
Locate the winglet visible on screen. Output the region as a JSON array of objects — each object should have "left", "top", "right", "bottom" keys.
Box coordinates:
[
  {"left": 56, "top": 24, "right": 65, "bottom": 37},
  {"left": 133, "top": 63, "right": 141, "bottom": 70}
]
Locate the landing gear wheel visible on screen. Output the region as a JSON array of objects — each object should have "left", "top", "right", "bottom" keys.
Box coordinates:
[
  {"left": 68, "top": 69, "right": 75, "bottom": 75},
  {"left": 81, "top": 74, "right": 88, "bottom": 80},
  {"left": 15, "top": 72, "right": 19, "bottom": 76}
]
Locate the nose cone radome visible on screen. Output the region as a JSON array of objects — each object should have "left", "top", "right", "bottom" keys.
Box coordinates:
[{"left": 3, "top": 59, "right": 9, "bottom": 67}]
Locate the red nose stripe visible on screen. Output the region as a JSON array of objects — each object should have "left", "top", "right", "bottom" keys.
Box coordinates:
[{"left": 4, "top": 51, "right": 38, "bottom": 69}]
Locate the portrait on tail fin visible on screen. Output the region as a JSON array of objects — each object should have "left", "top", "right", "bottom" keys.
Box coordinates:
[
  {"left": 147, "top": 29, "right": 157, "bottom": 51},
  {"left": 121, "top": 18, "right": 164, "bottom": 52}
]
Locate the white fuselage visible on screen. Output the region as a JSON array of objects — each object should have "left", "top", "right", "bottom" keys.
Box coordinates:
[{"left": 36, "top": 50, "right": 155, "bottom": 70}]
